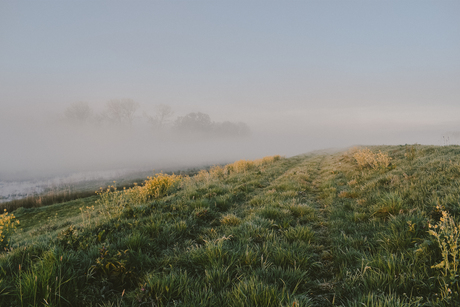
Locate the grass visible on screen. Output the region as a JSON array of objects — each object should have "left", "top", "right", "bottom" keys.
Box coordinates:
[
  {"left": 0, "top": 190, "right": 97, "bottom": 213},
  {"left": 2, "top": 146, "right": 460, "bottom": 306}
]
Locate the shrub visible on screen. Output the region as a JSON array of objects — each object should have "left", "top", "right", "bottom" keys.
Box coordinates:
[
  {"left": 122, "top": 173, "right": 181, "bottom": 204},
  {"left": 57, "top": 225, "right": 83, "bottom": 250},
  {"left": 208, "top": 165, "right": 225, "bottom": 179},
  {"left": 225, "top": 155, "right": 283, "bottom": 175},
  {"left": 0, "top": 209, "right": 19, "bottom": 250},
  {"left": 227, "top": 159, "right": 254, "bottom": 174},
  {"left": 95, "top": 183, "right": 126, "bottom": 211},
  {"left": 183, "top": 155, "right": 283, "bottom": 187},
  {"left": 353, "top": 148, "right": 391, "bottom": 170},
  {"left": 89, "top": 245, "right": 133, "bottom": 286},
  {"left": 194, "top": 169, "right": 212, "bottom": 183},
  {"left": 96, "top": 173, "right": 181, "bottom": 210},
  {"left": 253, "top": 155, "right": 282, "bottom": 166},
  {"left": 429, "top": 207, "right": 460, "bottom": 299}
]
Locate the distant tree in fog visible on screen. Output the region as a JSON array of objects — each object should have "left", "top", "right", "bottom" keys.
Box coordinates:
[
  {"left": 173, "top": 112, "right": 213, "bottom": 133},
  {"left": 173, "top": 112, "right": 251, "bottom": 137},
  {"left": 148, "top": 104, "right": 174, "bottom": 129},
  {"left": 215, "top": 121, "right": 251, "bottom": 137},
  {"left": 64, "top": 102, "right": 93, "bottom": 124},
  {"left": 105, "top": 99, "right": 139, "bottom": 126}
]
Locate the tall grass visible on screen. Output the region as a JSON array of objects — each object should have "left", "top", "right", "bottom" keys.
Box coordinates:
[{"left": 0, "top": 189, "right": 96, "bottom": 212}]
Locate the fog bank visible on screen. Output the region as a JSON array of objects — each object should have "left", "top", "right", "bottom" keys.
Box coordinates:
[{"left": 1, "top": 102, "right": 459, "bottom": 182}]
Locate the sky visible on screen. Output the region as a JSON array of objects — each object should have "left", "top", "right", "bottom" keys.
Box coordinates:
[{"left": 1, "top": 1, "right": 460, "bottom": 179}]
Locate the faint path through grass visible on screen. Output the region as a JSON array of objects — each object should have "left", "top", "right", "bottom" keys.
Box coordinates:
[{"left": 305, "top": 154, "right": 338, "bottom": 305}]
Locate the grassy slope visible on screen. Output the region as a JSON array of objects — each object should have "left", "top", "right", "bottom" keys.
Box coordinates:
[{"left": 2, "top": 145, "right": 460, "bottom": 306}]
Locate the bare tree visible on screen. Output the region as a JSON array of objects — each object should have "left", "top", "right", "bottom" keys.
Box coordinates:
[
  {"left": 154, "top": 104, "right": 174, "bottom": 128},
  {"left": 64, "top": 101, "right": 93, "bottom": 124},
  {"left": 147, "top": 104, "right": 174, "bottom": 129},
  {"left": 105, "top": 99, "right": 139, "bottom": 126}
]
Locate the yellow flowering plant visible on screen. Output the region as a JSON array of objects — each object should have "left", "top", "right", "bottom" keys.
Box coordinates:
[
  {"left": 353, "top": 148, "right": 391, "bottom": 170},
  {"left": 0, "top": 209, "right": 20, "bottom": 250},
  {"left": 224, "top": 155, "right": 282, "bottom": 175},
  {"left": 95, "top": 173, "right": 181, "bottom": 213},
  {"left": 429, "top": 206, "right": 460, "bottom": 300},
  {"left": 429, "top": 207, "right": 460, "bottom": 276},
  {"left": 138, "top": 172, "right": 181, "bottom": 200}
]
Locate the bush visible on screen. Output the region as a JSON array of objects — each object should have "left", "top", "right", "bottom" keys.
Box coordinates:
[
  {"left": 96, "top": 173, "right": 181, "bottom": 210},
  {"left": 89, "top": 245, "right": 133, "bottom": 287},
  {"left": 0, "top": 209, "right": 19, "bottom": 250},
  {"left": 353, "top": 148, "right": 391, "bottom": 170},
  {"left": 429, "top": 207, "right": 460, "bottom": 300}
]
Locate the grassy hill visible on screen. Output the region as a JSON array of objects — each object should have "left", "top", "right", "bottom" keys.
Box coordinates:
[{"left": 2, "top": 145, "right": 460, "bottom": 306}]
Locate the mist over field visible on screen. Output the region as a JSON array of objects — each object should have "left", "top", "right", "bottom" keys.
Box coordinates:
[
  {"left": 0, "top": 103, "right": 250, "bottom": 181},
  {"left": 1, "top": 1, "right": 459, "bottom": 187},
  {"left": 1, "top": 100, "right": 459, "bottom": 183}
]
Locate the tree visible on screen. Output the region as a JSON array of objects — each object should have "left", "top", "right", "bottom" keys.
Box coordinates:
[
  {"left": 173, "top": 112, "right": 213, "bottom": 133},
  {"left": 64, "top": 101, "right": 93, "bottom": 124},
  {"left": 215, "top": 121, "right": 251, "bottom": 137},
  {"left": 105, "top": 99, "right": 139, "bottom": 126},
  {"left": 148, "top": 104, "right": 174, "bottom": 129}
]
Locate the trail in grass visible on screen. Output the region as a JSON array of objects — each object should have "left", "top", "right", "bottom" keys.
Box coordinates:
[
  {"left": 262, "top": 153, "right": 338, "bottom": 305},
  {"left": 302, "top": 154, "right": 338, "bottom": 305}
]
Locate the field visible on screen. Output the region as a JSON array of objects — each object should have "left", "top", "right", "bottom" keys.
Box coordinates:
[{"left": 2, "top": 145, "right": 460, "bottom": 306}]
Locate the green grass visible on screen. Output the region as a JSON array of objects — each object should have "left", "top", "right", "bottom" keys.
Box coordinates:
[{"left": 2, "top": 145, "right": 460, "bottom": 306}]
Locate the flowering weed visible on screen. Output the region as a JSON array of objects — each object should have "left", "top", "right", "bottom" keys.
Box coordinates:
[
  {"left": 94, "top": 173, "right": 181, "bottom": 218},
  {"left": 353, "top": 148, "right": 392, "bottom": 170},
  {"left": 429, "top": 207, "right": 460, "bottom": 300},
  {"left": 0, "top": 209, "right": 19, "bottom": 250}
]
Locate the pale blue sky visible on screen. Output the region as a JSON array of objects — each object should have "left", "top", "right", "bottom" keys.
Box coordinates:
[{"left": 1, "top": 1, "right": 460, "bottom": 170}]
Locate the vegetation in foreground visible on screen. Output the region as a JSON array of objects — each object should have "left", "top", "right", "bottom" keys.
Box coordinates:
[{"left": 2, "top": 145, "right": 460, "bottom": 306}]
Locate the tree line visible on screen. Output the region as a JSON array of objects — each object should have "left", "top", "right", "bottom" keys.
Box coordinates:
[{"left": 63, "top": 100, "right": 250, "bottom": 138}]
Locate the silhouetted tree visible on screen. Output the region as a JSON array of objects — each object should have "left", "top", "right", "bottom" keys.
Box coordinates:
[
  {"left": 173, "top": 112, "right": 251, "bottom": 137},
  {"left": 105, "top": 99, "right": 139, "bottom": 126},
  {"left": 148, "top": 104, "right": 174, "bottom": 129},
  {"left": 64, "top": 102, "right": 93, "bottom": 124},
  {"left": 173, "top": 112, "right": 213, "bottom": 133},
  {"left": 215, "top": 121, "right": 251, "bottom": 137}
]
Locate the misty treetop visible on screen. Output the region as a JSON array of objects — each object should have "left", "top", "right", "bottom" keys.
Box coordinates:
[
  {"left": 64, "top": 101, "right": 93, "bottom": 125},
  {"left": 63, "top": 99, "right": 139, "bottom": 127},
  {"left": 173, "top": 112, "right": 250, "bottom": 137},
  {"left": 146, "top": 103, "right": 174, "bottom": 129},
  {"left": 63, "top": 100, "right": 250, "bottom": 138},
  {"left": 174, "top": 112, "right": 212, "bottom": 132},
  {"left": 104, "top": 99, "right": 139, "bottom": 126}
]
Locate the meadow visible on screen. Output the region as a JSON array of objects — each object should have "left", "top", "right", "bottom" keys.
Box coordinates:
[{"left": 1, "top": 145, "right": 460, "bottom": 306}]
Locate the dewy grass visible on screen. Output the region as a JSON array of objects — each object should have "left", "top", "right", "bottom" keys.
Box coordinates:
[{"left": 3, "top": 147, "right": 460, "bottom": 305}]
